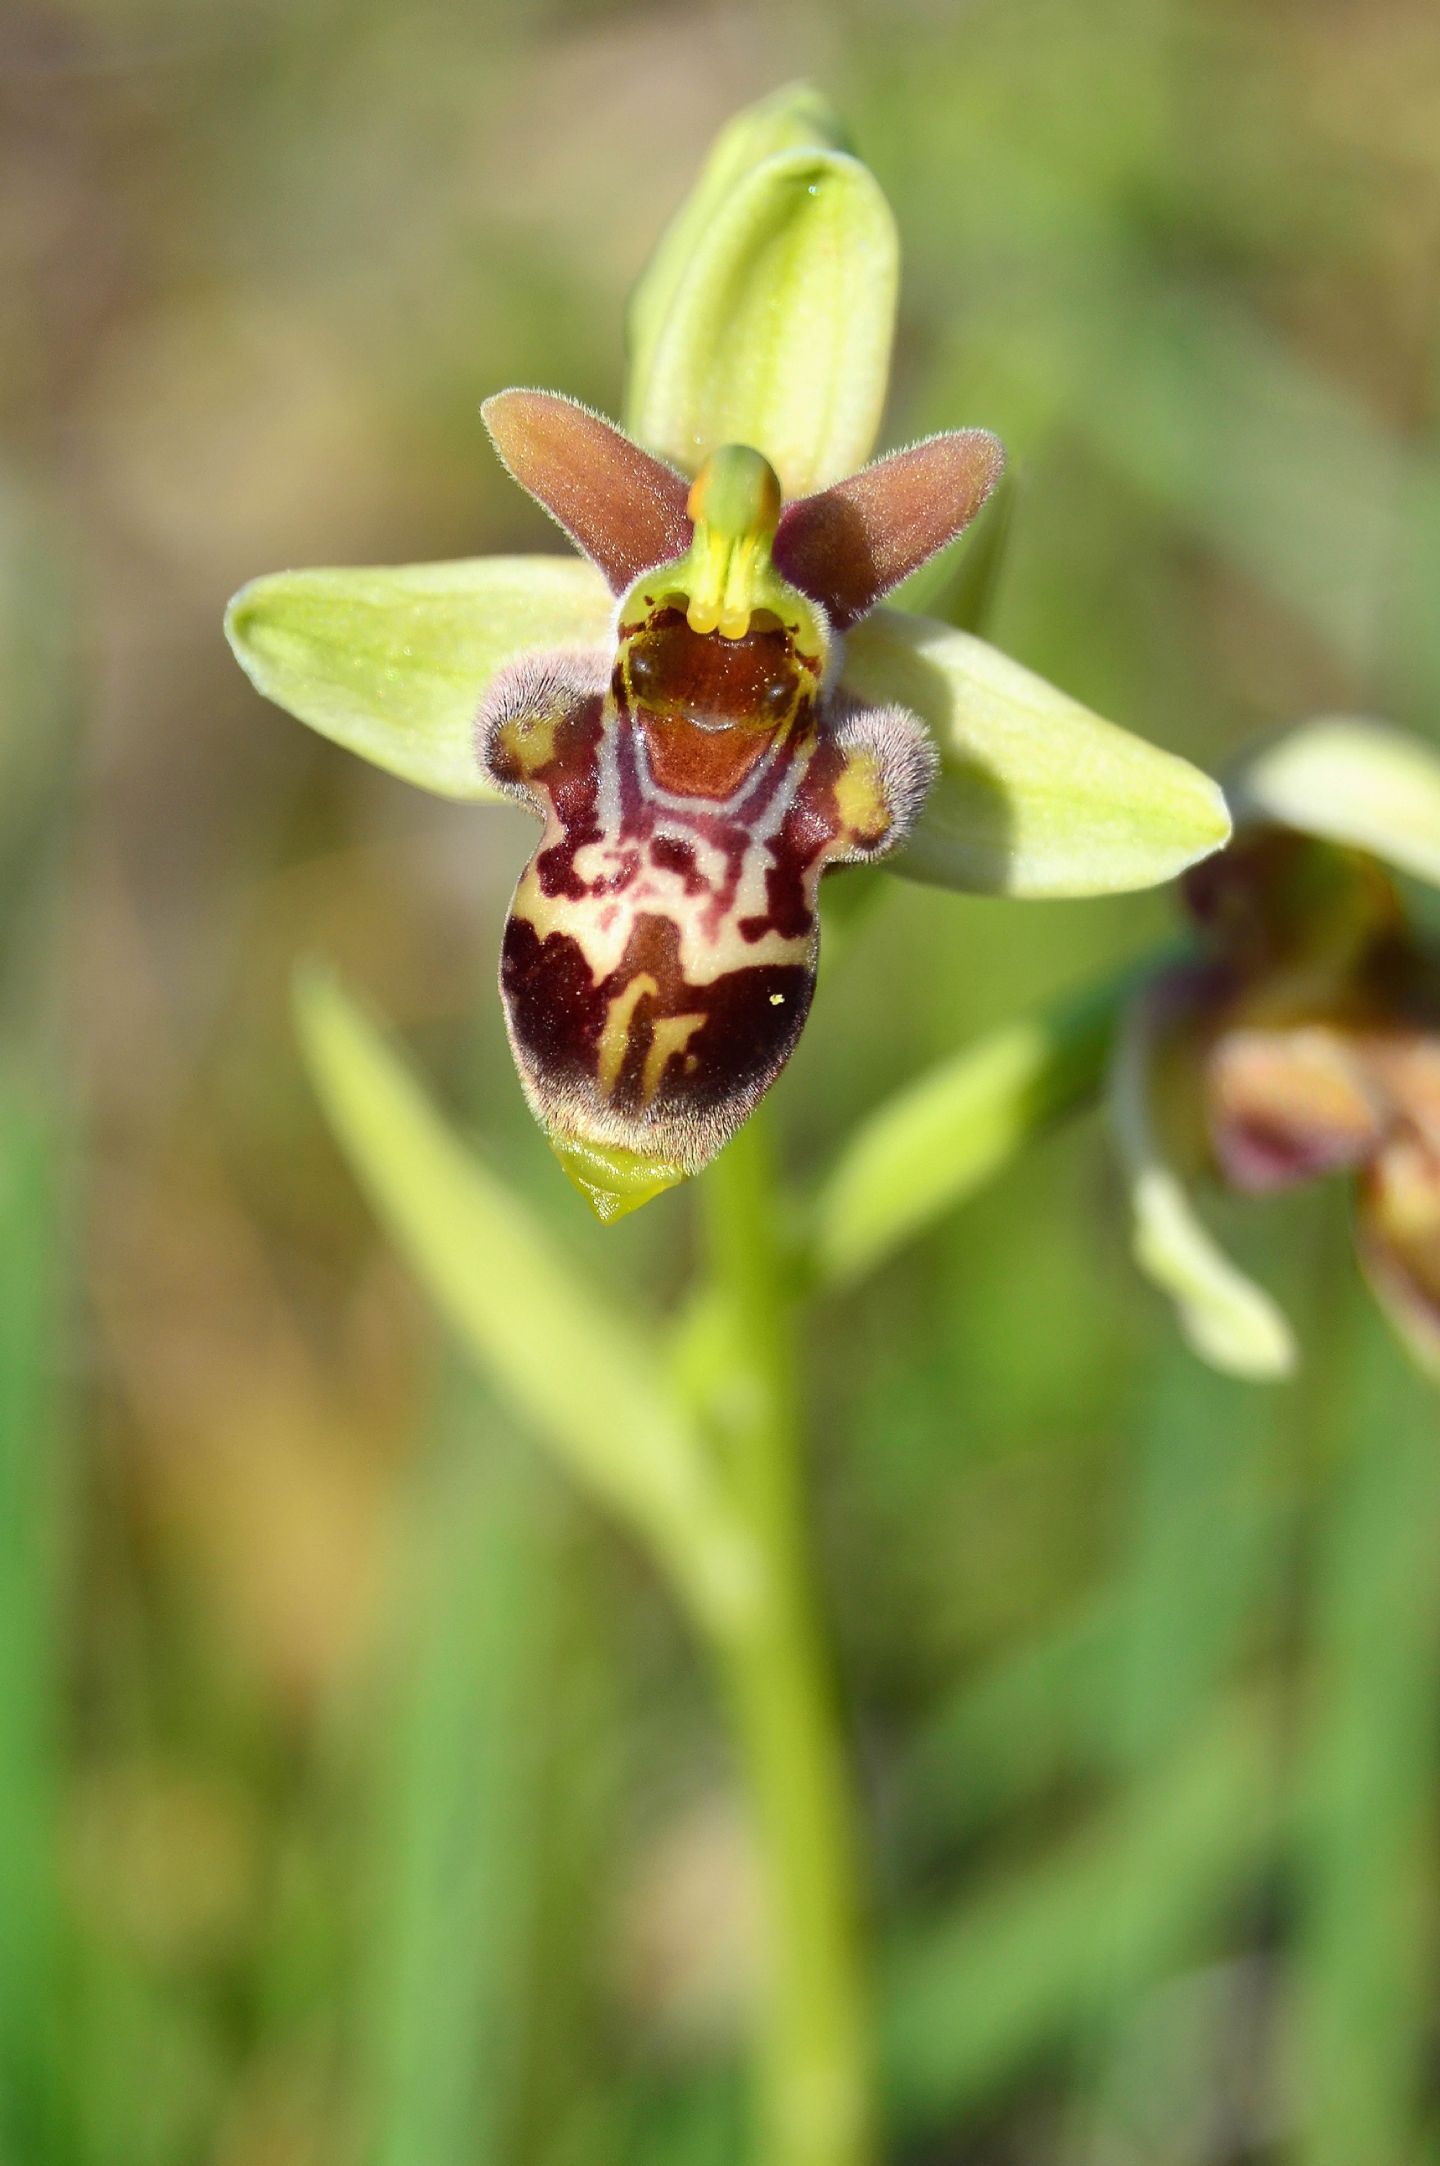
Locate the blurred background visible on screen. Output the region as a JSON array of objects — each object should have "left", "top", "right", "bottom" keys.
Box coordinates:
[{"left": 5, "top": 0, "right": 1440, "bottom": 2160}]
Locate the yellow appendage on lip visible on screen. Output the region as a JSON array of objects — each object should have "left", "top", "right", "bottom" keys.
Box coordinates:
[{"left": 549, "top": 1133, "right": 687, "bottom": 1223}]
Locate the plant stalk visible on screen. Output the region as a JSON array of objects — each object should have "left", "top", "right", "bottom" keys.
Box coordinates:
[{"left": 702, "top": 1115, "right": 875, "bottom": 2166}]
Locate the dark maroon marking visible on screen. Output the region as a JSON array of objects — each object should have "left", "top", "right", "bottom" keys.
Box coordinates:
[
  {"left": 614, "top": 717, "right": 650, "bottom": 842},
  {"left": 497, "top": 700, "right": 609, "bottom": 900},
  {"left": 737, "top": 737, "right": 858, "bottom": 942},
  {"left": 501, "top": 917, "right": 611, "bottom": 1090},
  {"left": 501, "top": 912, "right": 814, "bottom": 1126},
  {"left": 649, "top": 835, "right": 707, "bottom": 893},
  {"left": 731, "top": 729, "right": 808, "bottom": 836}
]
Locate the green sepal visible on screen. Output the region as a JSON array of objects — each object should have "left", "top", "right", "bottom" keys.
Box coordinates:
[
  {"left": 1111, "top": 988, "right": 1297, "bottom": 1380},
  {"left": 1230, "top": 716, "right": 1440, "bottom": 890},
  {"left": 627, "top": 82, "right": 848, "bottom": 409},
  {"left": 843, "top": 610, "right": 1232, "bottom": 896},
  {"left": 225, "top": 556, "right": 613, "bottom": 799},
  {"left": 625, "top": 125, "right": 898, "bottom": 499}
]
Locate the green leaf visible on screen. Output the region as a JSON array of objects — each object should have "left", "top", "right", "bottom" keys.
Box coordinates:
[
  {"left": 1231, "top": 716, "right": 1440, "bottom": 890},
  {"left": 810, "top": 971, "right": 1126, "bottom": 1288},
  {"left": 625, "top": 140, "right": 898, "bottom": 499},
  {"left": 1111, "top": 987, "right": 1296, "bottom": 1379},
  {"left": 226, "top": 556, "right": 613, "bottom": 799},
  {"left": 843, "top": 610, "right": 1231, "bottom": 896},
  {"left": 294, "top": 968, "right": 758, "bottom": 1636}
]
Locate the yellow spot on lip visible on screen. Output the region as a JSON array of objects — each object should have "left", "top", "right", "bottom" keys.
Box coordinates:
[{"left": 770, "top": 993, "right": 785, "bottom": 1005}]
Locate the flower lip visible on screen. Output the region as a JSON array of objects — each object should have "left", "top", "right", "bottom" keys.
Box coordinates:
[{"left": 622, "top": 611, "right": 802, "bottom": 732}]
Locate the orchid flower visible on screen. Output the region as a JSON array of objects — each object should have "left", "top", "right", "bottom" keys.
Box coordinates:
[
  {"left": 226, "top": 85, "right": 1229, "bottom": 1221},
  {"left": 1115, "top": 716, "right": 1440, "bottom": 1379}
]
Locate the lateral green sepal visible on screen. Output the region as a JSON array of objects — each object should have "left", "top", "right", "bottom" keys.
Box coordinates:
[
  {"left": 226, "top": 556, "right": 613, "bottom": 798},
  {"left": 844, "top": 611, "right": 1231, "bottom": 896}
]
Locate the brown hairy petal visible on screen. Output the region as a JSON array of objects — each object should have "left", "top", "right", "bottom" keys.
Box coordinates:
[
  {"left": 1206, "top": 1024, "right": 1385, "bottom": 1193},
  {"left": 774, "top": 430, "right": 1005, "bottom": 629},
  {"left": 483, "top": 391, "right": 694, "bottom": 594},
  {"left": 1357, "top": 1132, "right": 1440, "bottom": 1375}
]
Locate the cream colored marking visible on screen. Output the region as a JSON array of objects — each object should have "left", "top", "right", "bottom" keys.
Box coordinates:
[
  {"left": 596, "top": 975, "right": 657, "bottom": 1100},
  {"left": 641, "top": 1010, "right": 707, "bottom": 1108},
  {"left": 513, "top": 855, "right": 813, "bottom": 987},
  {"left": 770, "top": 993, "right": 785, "bottom": 1005}
]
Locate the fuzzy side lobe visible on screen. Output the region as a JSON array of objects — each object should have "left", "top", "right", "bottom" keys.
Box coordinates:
[{"left": 479, "top": 607, "right": 933, "bottom": 1200}]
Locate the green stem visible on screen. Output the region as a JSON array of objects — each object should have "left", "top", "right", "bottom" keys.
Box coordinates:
[{"left": 702, "top": 1115, "right": 875, "bottom": 2166}]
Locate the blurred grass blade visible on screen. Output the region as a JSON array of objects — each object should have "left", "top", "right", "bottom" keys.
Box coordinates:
[
  {"left": 1288, "top": 1312, "right": 1440, "bottom": 2165},
  {"left": 900, "top": 1602, "right": 1118, "bottom": 1843},
  {"left": 626, "top": 138, "right": 898, "bottom": 498},
  {"left": 226, "top": 557, "right": 612, "bottom": 800},
  {"left": 898, "top": 1416, "right": 1280, "bottom": 1850},
  {"left": 885, "top": 1703, "right": 1276, "bottom": 2132},
  {"left": 1072, "top": 281, "right": 1402, "bottom": 678},
  {"left": 810, "top": 970, "right": 1130, "bottom": 1288},
  {"left": 0, "top": 1081, "right": 69, "bottom": 2166},
  {"left": 365, "top": 1426, "right": 546, "bottom": 2166},
  {"left": 1099, "top": 1352, "right": 1277, "bottom": 1775},
  {"left": 844, "top": 612, "right": 1231, "bottom": 896},
  {"left": 295, "top": 968, "right": 756, "bottom": 1636},
  {"left": 1055, "top": 1353, "right": 1282, "bottom": 2154}
]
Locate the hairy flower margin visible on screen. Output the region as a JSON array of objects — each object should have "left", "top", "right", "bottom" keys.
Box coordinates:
[
  {"left": 225, "top": 83, "right": 1229, "bottom": 1220},
  {"left": 1114, "top": 716, "right": 1440, "bottom": 1380}
]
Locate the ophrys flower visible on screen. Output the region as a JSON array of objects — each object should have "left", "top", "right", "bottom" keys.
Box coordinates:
[
  {"left": 226, "top": 85, "right": 1229, "bottom": 1219},
  {"left": 471, "top": 392, "right": 1000, "bottom": 1214},
  {"left": 1115, "top": 717, "right": 1440, "bottom": 1378}
]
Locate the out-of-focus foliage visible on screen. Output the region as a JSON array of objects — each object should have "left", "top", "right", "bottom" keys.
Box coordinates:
[{"left": 4, "top": 1, "right": 1440, "bottom": 2161}]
